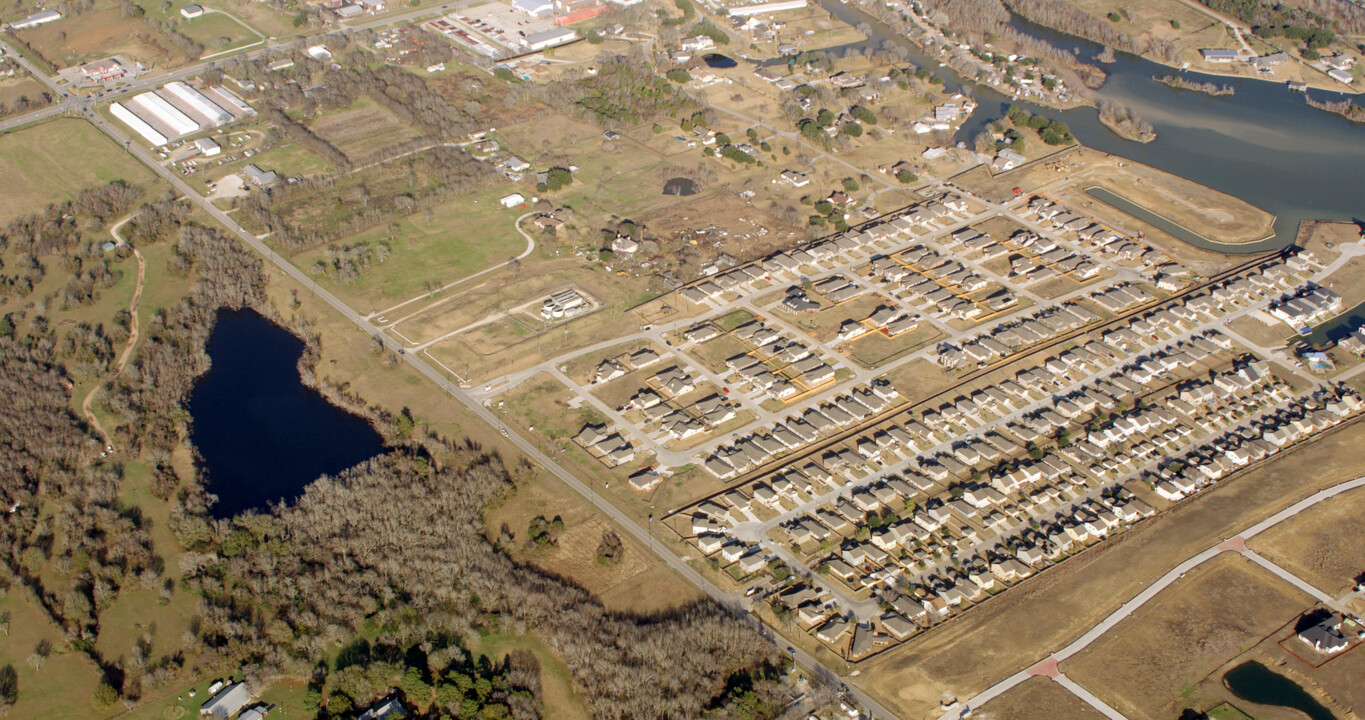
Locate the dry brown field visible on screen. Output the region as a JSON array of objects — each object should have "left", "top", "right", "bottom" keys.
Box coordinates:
[
  {"left": 855, "top": 418, "right": 1365, "bottom": 720},
  {"left": 1249, "top": 485, "right": 1365, "bottom": 597},
  {"left": 21, "top": 6, "right": 184, "bottom": 68},
  {"left": 1063, "top": 554, "right": 1310, "bottom": 719},
  {"left": 974, "top": 677, "right": 1108, "bottom": 720}
]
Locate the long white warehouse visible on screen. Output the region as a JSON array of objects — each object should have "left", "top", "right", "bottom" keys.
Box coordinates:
[
  {"left": 163, "top": 81, "right": 234, "bottom": 127},
  {"left": 111, "top": 102, "right": 168, "bottom": 146},
  {"left": 130, "top": 91, "right": 200, "bottom": 136},
  {"left": 205, "top": 85, "right": 255, "bottom": 117},
  {"left": 727, "top": 0, "right": 806, "bottom": 14}
]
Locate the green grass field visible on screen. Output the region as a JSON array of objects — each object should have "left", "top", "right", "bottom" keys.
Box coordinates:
[
  {"left": 292, "top": 186, "right": 531, "bottom": 311},
  {"left": 0, "top": 590, "right": 104, "bottom": 720},
  {"left": 198, "top": 141, "right": 332, "bottom": 193},
  {"left": 178, "top": 12, "right": 263, "bottom": 55},
  {"left": 0, "top": 119, "right": 156, "bottom": 224}
]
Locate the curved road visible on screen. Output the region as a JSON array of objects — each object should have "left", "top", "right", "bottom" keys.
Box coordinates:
[
  {"left": 936, "top": 474, "right": 1365, "bottom": 719},
  {"left": 81, "top": 216, "right": 145, "bottom": 447}
]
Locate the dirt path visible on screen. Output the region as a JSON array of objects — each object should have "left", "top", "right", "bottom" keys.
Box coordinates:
[{"left": 81, "top": 217, "right": 145, "bottom": 449}]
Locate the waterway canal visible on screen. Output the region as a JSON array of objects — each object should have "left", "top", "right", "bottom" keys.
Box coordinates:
[{"left": 800, "top": 0, "right": 1365, "bottom": 251}]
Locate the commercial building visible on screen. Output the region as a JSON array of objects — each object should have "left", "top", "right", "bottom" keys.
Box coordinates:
[
  {"left": 130, "top": 91, "right": 200, "bottom": 135},
  {"left": 82, "top": 58, "right": 128, "bottom": 83},
  {"left": 523, "top": 27, "right": 576, "bottom": 50},
  {"left": 9, "top": 10, "right": 60, "bottom": 29},
  {"left": 111, "top": 102, "right": 169, "bottom": 146},
  {"left": 513, "top": 0, "right": 555, "bottom": 16},
  {"left": 194, "top": 137, "right": 221, "bottom": 156},
  {"left": 163, "top": 81, "right": 234, "bottom": 127}
]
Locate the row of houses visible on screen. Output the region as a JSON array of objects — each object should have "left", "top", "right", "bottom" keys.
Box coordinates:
[
  {"left": 689, "top": 314, "right": 1265, "bottom": 613},
  {"left": 1267, "top": 282, "right": 1344, "bottom": 330},
  {"left": 573, "top": 424, "right": 639, "bottom": 467}
]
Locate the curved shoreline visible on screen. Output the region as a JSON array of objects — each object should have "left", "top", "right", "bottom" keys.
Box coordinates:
[{"left": 1083, "top": 185, "right": 1277, "bottom": 250}]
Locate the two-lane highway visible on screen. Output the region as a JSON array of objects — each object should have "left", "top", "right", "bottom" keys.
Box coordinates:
[{"left": 55, "top": 49, "right": 901, "bottom": 720}]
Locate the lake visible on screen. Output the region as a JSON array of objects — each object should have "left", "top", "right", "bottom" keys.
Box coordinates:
[
  {"left": 189, "top": 309, "right": 385, "bottom": 518},
  {"left": 1222, "top": 661, "right": 1336, "bottom": 720},
  {"left": 805, "top": 0, "right": 1365, "bottom": 252}
]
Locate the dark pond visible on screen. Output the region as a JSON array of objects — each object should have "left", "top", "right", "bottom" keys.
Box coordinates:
[
  {"left": 1223, "top": 661, "right": 1336, "bottom": 720},
  {"left": 802, "top": 0, "right": 1365, "bottom": 252},
  {"left": 189, "top": 309, "right": 385, "bottom": 518},
  {"left": 704, "top": 53, "right": 738, "bottom": 68},
  {"left": 663, "top": 177, "right": 699, "bottom": 195}
]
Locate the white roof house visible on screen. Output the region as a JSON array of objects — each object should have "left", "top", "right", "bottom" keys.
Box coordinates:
[
  {"left": 200, "top": 682, "right": 251, "bottom": 718},
  {"left": 499, "top": 193, "right": 525, "bottom": 208}
]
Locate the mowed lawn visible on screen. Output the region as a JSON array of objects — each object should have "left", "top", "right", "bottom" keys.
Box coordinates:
[
  {"left": 0, "top": 119, "right": 154, "bottom": 223},
  {"left": 294, "top": 186, "right": 531, "bottom": 311}
]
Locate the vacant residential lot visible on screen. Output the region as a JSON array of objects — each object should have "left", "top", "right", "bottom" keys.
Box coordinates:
[
  {"left": 856, "top": 419, "right": 1365, "bottom": 720},
  {"left": 975, "top": 677, "right": 1108, "bottom": 720},
  {"left": 1249, "top": 485, "right": 1365, "bottom": 597},
  {"left": 0, "top": 119, "right": 154, "bottom": 223},
  {"left": 1063, "top": 555, "right": 1309, "bottom": 719}
]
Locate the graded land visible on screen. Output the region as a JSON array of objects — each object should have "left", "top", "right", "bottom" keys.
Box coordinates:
[
  {"left": 974, "top": 676, "right": 1108, "bottom": 720},
  {"left": 1062, "top": 554, "right": 1311, "bottom": 719},
  {"left": 855, "top": 418, "right": 1365, "bottom": 720}
]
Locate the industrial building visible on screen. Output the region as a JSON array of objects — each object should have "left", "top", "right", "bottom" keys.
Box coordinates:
[
  {"left": 111, "top": 103, "right": 169, "bottom": 146},
  {"left": 130, "top": 91, "right": 200, "bottom": 136},
  {"left": 163, "top": 81, "right": 234, "bottom": 127},
  {"left": 112, "top": 81, "right": 253, "bottom": 146},
  {"left": 523, "top": 27, "right": 576, "bottom": 50}
]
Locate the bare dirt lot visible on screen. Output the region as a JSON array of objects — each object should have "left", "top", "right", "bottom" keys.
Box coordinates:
[
  {"left": 856, "top": 418, "right": 1365, "bottom": 720},
  {"left": 1063, "top": 554, "right": 1311, "bottom": 719},
  {"left": 1249, "top": 485, "right": 1365, "bottom": 597},
  {"left": 975, "top": 677, "right": 1108, "bottom": 720}
]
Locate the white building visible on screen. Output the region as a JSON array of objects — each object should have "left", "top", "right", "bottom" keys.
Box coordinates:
[
  {"left": 163, "top": 82, "right": 234, "bottom": 127},
  {"left": 194, "top": 137, "right": 221, "bottom": 156},
  {"left": 130, "top": 91, "right": 200, "bottom": 136},
  {"left": 500, "top": 193, "right": 525, "bottom": 208},
  {"left": 180, "top": 4, "right": 205, "bottom": 18},
  {"left": 9, "top": 10, "right": 61, "bottom": 29},
  {"left": 727, "top": 0, "right": 806, "bottom": 14},
  {"left": 111, "top": 103, "right": 168, "bottom": 146}
]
